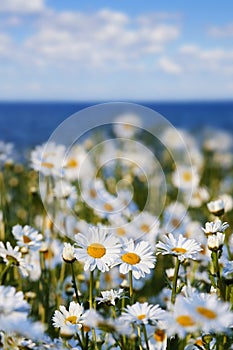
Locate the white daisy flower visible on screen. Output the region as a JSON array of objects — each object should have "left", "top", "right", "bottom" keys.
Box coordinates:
[
  {"left": 62, "top": 242, "right": 76, "bottom": 263},
  {"left": 148, "top": 328, "right": 167, "bottom": 350},
  {"left": 62, "top": 145, "right": 89, "bottom": 181},
  {"left": 172, "top": 166, "right": 200, "bottom": 191},
  {"left": 113, "top": 113, "right": 142, "bottom": 138},
  {"left": 0, "top": 285, "right": 29, "bottom": 315},
  {"left": 202, "top": 220, "right": 229, "bottom": 235},
  {"left": 207, "top": 199, "right": 225, "bottom": 216},
  {"left": 184, "top": 186, "right": 209, "bottom": 208},
  {"left": 115, "top": 238, "right": 156, "bottom": 280},
  {"left": 156, "top": 233, "right": 202, "bottom": 262},
  {"left": 189, "top": 293, "right": 233, "bottom": 333},
  {"left": 30, "top": 142, "right": 65, "bottom": 177},
  {"left": 74, "top": 226, "right": 121, "bottom": 272},
  {"left": 120, "top": 302, "right": 165, "bottom": 326},
  {"left": 163, "top": 202, "right": 191, "bottom": 235},
  {"left": 96, "top": 288, "right": 124, "bottom": 306},
  {"left": 166, "top": 295, "right": 198, "bottom": 339},
  {"left": 0, "top": 241, "right": 32, "bottom": 277},
  {"left": 12, "top": 224, "right": 43, "bottom": 251},
  {"left": 0, "top": 141, "right": 14, "bottom": 165},
  {"left": 52, "top": 301, "right": 84, "bottom": 335},
  {"left": 207, "top": 232, "right": 225, "bottom": 251}
]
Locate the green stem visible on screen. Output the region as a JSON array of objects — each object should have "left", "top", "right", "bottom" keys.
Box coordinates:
[
  {"left": 0, "top": 262, "right": 12, "bottom": 284},
  {"left": 89, "top": 270, "right": 94, "bottom": 309},
  {"left": 71, "top": 263, "right": 80, "bottom": 304},
  {"left": 142, "top": 324, "right": 150, "bottom": 350},
  {"left": 171, "top": 258, "right": 180, "bottom": 304},
  {"left": 137, "top": 325, "right": 143, "bottom": 350},
  {"left": 211, "top": 251, "right": 223, "bottom": 299},
  {"left": 89, "top": 270, "right": 98, "bottom": 350},
  {"left": 129, "top": 270, "right": 133, "bottom": 304}
]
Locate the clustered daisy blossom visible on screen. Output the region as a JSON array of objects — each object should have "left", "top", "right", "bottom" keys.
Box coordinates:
[
  {"left": 74, "top": 226, "right": 121, "bottom": 272},
  {"left": 116, "top": 238, "right": 156, "bottom": 279},
  {"left": 52, "top": 301, "right": 84, "bottom": 336},
  {"left": 156, "top": 233, "right": 202, "bottom": 262}
]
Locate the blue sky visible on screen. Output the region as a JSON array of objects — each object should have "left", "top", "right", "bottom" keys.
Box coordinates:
[{"left": 0, "top": 0, "right": 233, "bottom": 101}]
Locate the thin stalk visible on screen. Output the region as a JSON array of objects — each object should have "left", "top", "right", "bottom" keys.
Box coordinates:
[
  {"left": 0, "top": 262, "right": 12, "bottom": 284},
  {"left": 89, "top": 270, "right": 98, "bottom": 350},
  {"left": 137, "top": 325, "right": 143, "bottom": 350},
  {"left": 211, "top": 251, "right": 223, "bottom": 299},
  {"left": 71, "top": 263, "right": 80, "bottom": 304},
  {"left": 142, "top": 324, "right": 150, "bottom": 350},
  {"left": 89, "top": 270, "right": 94, "bottom": 309},
  {"left": 171, "top": 258, "right": 180, "bottom": 304},
  {"left": 129, "top": 270, "right": 133, "bottom": 304}
]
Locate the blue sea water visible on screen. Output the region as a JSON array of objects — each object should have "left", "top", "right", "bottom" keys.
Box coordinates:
[{"left": 0, "top": 101, "right": 233, "bottom": 149}]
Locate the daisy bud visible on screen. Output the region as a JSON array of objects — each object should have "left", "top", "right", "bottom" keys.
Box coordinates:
[
  {"left": 207, "top": 199, "right": 225, "bottom": 216},
  {"left": 62, "top": 243, "right": 76, "bottom": 263},
  {"left": 207, "top": 232, "right": 225, "bottom": 251}
]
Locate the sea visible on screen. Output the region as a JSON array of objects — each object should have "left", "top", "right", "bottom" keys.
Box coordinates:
[{"left": 0, "top": 100, "right": 233, "bottom": 149}]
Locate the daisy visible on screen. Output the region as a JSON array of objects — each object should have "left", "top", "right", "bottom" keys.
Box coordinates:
[
  {"left": 156, "top": 233, "right": 202, "bottom": 262},
  {"left": 189, "top": 293, "right": 233, "bottom": 333},
  {"left": 131, "top": 211, "right": 160, "bottom": 247},
  {"left": 148, "top": 328, "right": 167, "bottom": 350},
  {"left": 116, "top": 238, "right": 156, "bottom": 279},
  {"left": 62, "top": 242, "right": 76, "bottom": 263},
  {"left": 172, "top": 165, "right": 200, "bottom": 191},
  {"left": 207, "top": 199, "right": 225, "bottom": 216},
  {"left": 62, "top": 145, "right": 89, "bottom": 181},
  {"left": 0, "top": 241, "right": 32, "bottom": 277},
  {"left": 12, "top": 224, "right": 43, "bottom": 251},
  {"left": 207, "top": 232, "right": 225, "bottom": 251},
  {"left": 166, "top": 295, "right": 198, "bottom": 339},
  {"left": 0, "top": 141, "right": 14, "bottom": 165},
  {"left": 52, "top": 301, "right": 84, "bottom": 335},
  {"left": 96, "top": 288, "right": 124, "bottom": 306},
  {"left": 120, "top": 302, "right": 165, "bottom": 326},
  {"left": 0, "top": 285, "right": 29, "bottom": 315},
  {"left": 113, "top": 113, "right": 142, "bottom": 138},
  {"left": 30, "top": 142, "right": 65, "bottom": 177},
  {"left": 201, "top": 220, "right": 229, "bottom": 235},
  {"left": 162, "top": 202, "right": 191, "bottom": 235},
  {"left": 74, "top": 226, "right": 121, "bottom": 272}
]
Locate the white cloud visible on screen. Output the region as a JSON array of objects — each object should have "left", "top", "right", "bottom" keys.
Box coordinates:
[
  {"left": 0, "top": 0, "right": 45, "bottom": 14},
  {"left": 0, "top": 33, "right": 13, "bottom": 58},
  {"left": 208, "top": 23, "right": 233, "bottom": 38},
  {"left": 22, "top": 9, "right": 180, "bottom": 69},
  {"left": 178, "top": 44, "right": 233, "bottom": 74},
  {"left": 158, "top": 56, "right": 182, "bottom": 74}
]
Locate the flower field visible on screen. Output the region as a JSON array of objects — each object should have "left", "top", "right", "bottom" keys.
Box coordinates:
[{"left": 0, "top": 106, "right": 233, "bottom": 349}]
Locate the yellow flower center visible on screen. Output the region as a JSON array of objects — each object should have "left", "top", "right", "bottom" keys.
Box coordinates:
[
  {"left": 121, "top": 252, "right": 141, "bottom": 265},
  {"left": 82, "top": 324, "right": 91, "bottom": 332},
  {"left": 67, "top": 159, "right": 78, "bottom": 168},
  {"left": 182, "top": 171, "right": 192, "bottom": 182},
  {"left": 41, "top": 162, "right": 54, "bottom": 168},
  {"left": 23, "top": 235, "right": 32, "bottom": 244},
  {"left": 171, "top": 218, "right": 180, "bottom": 228},
  {"left": 176, "top": 315, "right": 195, "bottom": 327},
  {"left": 137, "top": 314, "right": 146, "bottom": 320},
  {"left": 172, "top": 247, "right": 187, "bottom": 254},
  {"left": 196, "top": 306, "right": 217, "bottom": 319},
  {"left": 154, "top": 329, "right": 166, "bottom": 342},
  {"left": 117, "top": 227, "right": 126, "bottom": 236},
  {"left": 65, "top": 315, "right": 77, "bottom": 324},
  {"left": 89, "top": 188, "right": 97, "bottom": 198},
  {"left": 140, "top": 224, "right": 150, "bottom": 233},
  {"left": 104, "top": 203, "right": 114, "bottom": 211},
  {"left": 87, "top": 243, "right": 106, "bottom": 258}
]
